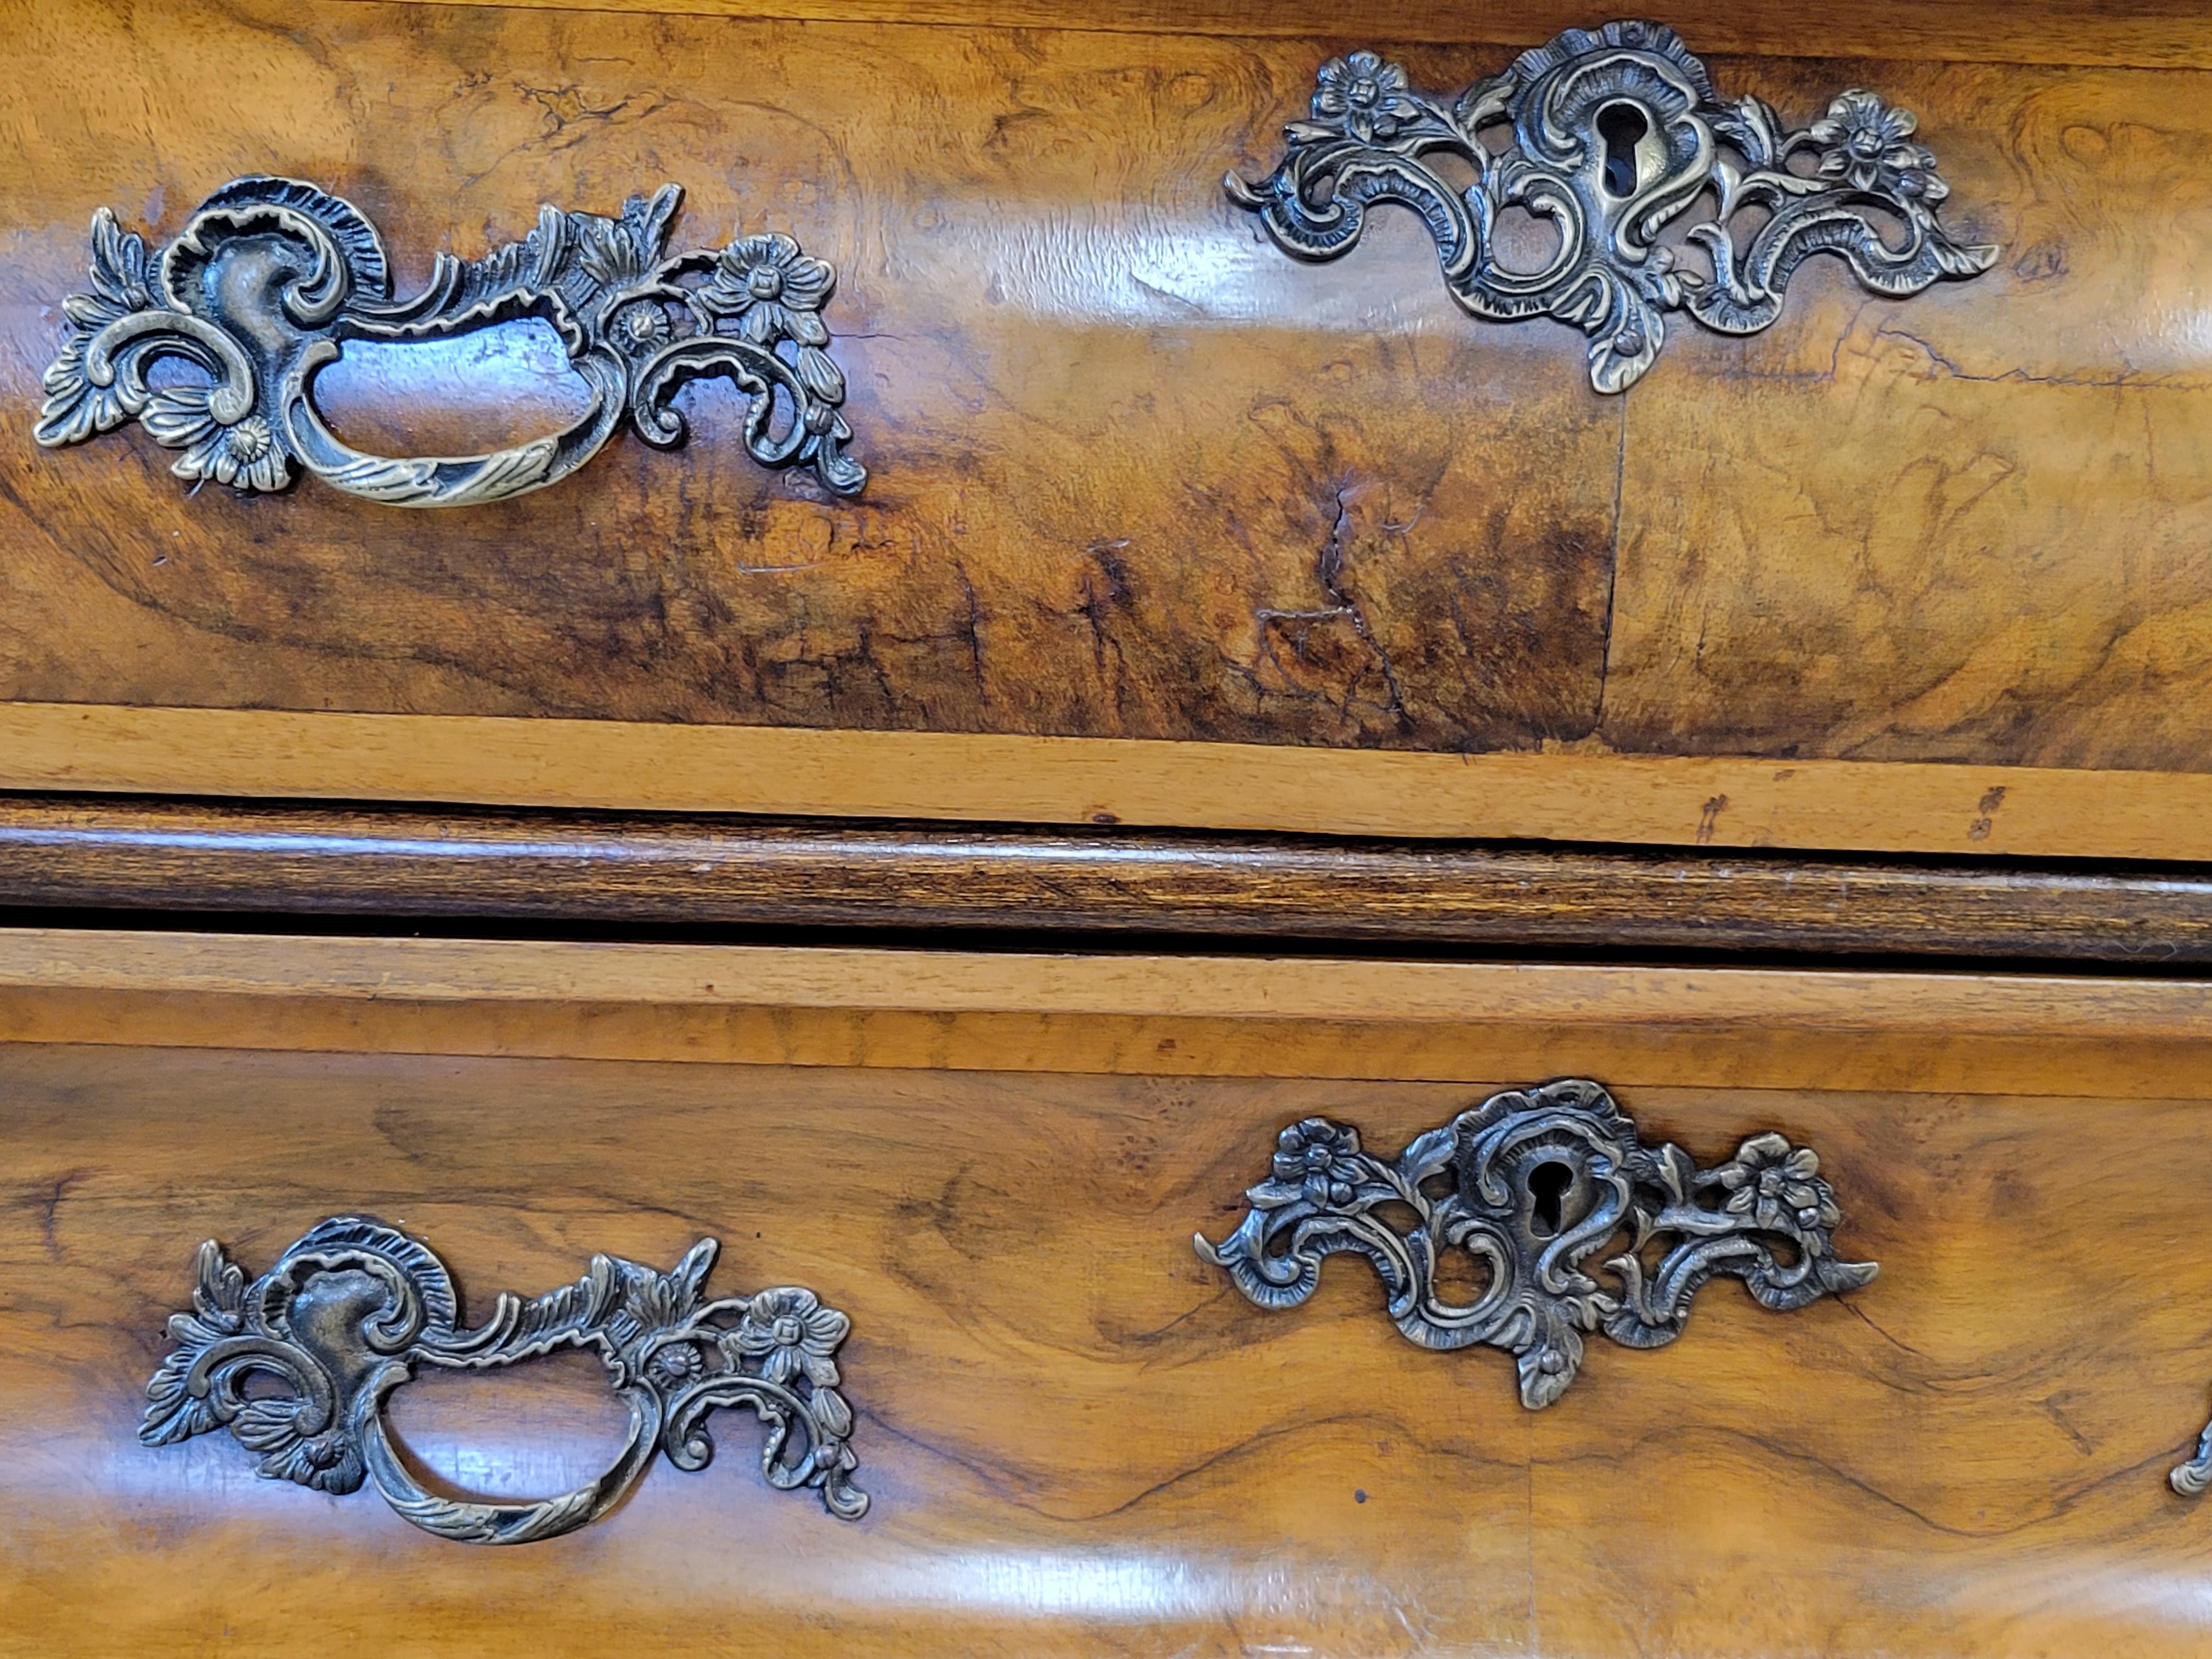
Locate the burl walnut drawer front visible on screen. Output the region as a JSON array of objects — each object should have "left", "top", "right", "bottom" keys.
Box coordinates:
[
  {"left": 5, "top": 0, "right": 2212, "bottom": 859},
  {"left": 4, "top": 930, "right": 2212, "bottom": 1656}
]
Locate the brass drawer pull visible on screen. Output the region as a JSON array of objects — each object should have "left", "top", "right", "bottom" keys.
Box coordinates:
[
  {"left": 142, "top": 1217, "right": 867, "bottom": 1542},
  {"left": 37, "top": 178, "right": 865, "bottom": 504},
  {"left": 2172, "top": 1418, "right": 2212, "bottom": 1497},
  {"left": 1231, "top": 20, "right": 1997, "bottom": 392},
  {"left": 1197, "top": 1079, "right": 1877, "bottom": 1406}
]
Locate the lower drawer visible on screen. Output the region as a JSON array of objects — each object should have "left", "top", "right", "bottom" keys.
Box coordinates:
[{"left": 2, "top": 930, "right": 2210, "bottom": 1657}]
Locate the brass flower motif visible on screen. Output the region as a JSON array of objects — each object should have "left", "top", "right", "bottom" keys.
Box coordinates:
[{"left": 1312, "top": 52, "right": 1424, "bottom": 143}]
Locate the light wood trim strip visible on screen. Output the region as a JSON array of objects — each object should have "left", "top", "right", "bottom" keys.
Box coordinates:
[
  {"left": 10, "top": 928, "right": 2208, "bottom": 1034},
  {"left": 4, "top": 930, "right": 2211, "bottom": 1101},
  {"left": 7, "top": 703, "right": 2212, "bottom": 860},
  {"left": 9, "top": 988, "right": 2204, "bottom": 1097},
  {"left": 0, "top": 924, "right": 2203, "bottom": 1106},
  {"left": 331, "top": 0, "right": 2212, "bottom": 72}
]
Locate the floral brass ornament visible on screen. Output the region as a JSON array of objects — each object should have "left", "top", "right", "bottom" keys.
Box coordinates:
[
  {"left": 141, "top": 1217, "right": 866, "bottom": 1543},
  {"left": 1230, "top": 21, "right": 1998, "bottom": 392},
  {"left": 1196, "top": 1080, "right": 1877, "bottom": 1407},
  {"left": 36, "top": 177, "right": 865, "bottom": 504}
]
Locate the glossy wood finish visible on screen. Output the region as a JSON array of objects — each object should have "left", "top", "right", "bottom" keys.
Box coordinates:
[
  {"left": 4, "top": 935, "right": 2212, "bottom": 1655},
  {"left": 9, "top": 794, "right": 2212, "bottom": 963},
  {"left": 1605, "top": 53, "right": 2212, "bottom": 771},
  {"left": 5, "top": 0, "right": 2212, "bottom": 853},
  {"left": 2, "top": 0, "right": 1624, "bottom": 752}
]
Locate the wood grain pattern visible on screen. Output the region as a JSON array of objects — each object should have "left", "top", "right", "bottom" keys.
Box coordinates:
[
  {"left": 10, "top": 793, "right": 2212, "bottom": 962},
  {"left": 340, "top": 0, "right": 2212, "bottom": 72},
  {"left": 20, "top": 702, "right": 2212, "bottom": 860},
  {"left": 5, "top": 928, "right": 2212, "bottom": 1098},
  {"left": 1603, "top": 57, "right": 2212, "bottom": 770},
  {"left": 4, "top": 0, "right": 2212, "bottom": 858},
  {"left": 0, "top": 0, "right": 1622, "bottom": 753},
  {"left": 6, "top": 1, "right": 2212, "bottom": 808},
  {"left": 6, "top": 980, "right": 2212, "bottom": 1654}
]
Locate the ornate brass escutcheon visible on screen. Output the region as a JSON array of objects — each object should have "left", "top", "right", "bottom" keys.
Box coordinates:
[
  {"left": 1231, "top": 20, "right": 1997, "bottom": 392},
  {"left": 140, "top": 1217, "right": 866, "bottom": 1542},
  {"left": 37, "top": 177, "right": 864, "bottom": 504},
  {"left": 1197, "top": 1079, "right": 1878, "bottom": 1406}
]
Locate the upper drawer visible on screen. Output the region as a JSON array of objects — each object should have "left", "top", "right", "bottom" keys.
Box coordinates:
[{"left": 5, "top": 0, "right": 2210, "bottom": 859}]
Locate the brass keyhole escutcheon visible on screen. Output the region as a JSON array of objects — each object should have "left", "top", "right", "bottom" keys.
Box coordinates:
[
  {"left": 1230, "top": 25, "right": 1998, "bottom": 392},
  {"left": 1199, "top": 1084, "right": 1880, "bottom": 1408}
]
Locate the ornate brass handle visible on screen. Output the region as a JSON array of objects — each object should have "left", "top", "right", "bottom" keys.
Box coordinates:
[
  {"left": 1197, "top": 1079, "right": 1877, "bottom": 1406},
  {"left": 1231, "top": 20, "right": 1996, "bottom": 392},
  {"left": 37, "top": 177, "right": 864, "bottom": 505},
  {"left": 142, "top": 1217, "right": 866, "bottom": 1543},
  {"left": 2172, "top": 1417, "right": 2212, "bottom": 1497}
]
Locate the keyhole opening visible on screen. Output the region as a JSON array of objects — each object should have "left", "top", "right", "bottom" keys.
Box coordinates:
[
  {"left": 1528, "top": 1161, "right": 1575, "bottom": 1239},
  {"left": 1597, "top": 103, "right": 1649, "bottom": 198}
]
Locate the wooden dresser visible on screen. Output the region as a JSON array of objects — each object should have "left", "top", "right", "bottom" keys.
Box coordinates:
[{"left": 5, "top": 2, "right": 2212, "bottom": 1654}]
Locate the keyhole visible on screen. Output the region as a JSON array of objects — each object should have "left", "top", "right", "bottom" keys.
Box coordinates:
[
  {"left": 1528, "top": 1161, "right": 1575, "bottom": 1238},
  {"left": 1597, "top": 103, "right": 1649, "bottom": 197}
]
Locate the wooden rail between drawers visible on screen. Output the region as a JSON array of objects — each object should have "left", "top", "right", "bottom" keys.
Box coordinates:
[{"left": 5, "top": 794, "right": 2210, "bottom": 962}]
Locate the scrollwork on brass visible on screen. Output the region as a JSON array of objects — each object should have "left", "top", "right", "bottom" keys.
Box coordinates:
[
  {"left": 1196, "top": 1080, "right": 1877, "bottom": 1406},
  {"left": 2171, "top": 1416, "right": 2212, "bottom": 1497},
  {"left": 37, "top": 177, "right": 865, "bottom": 504},
  {"left": 1230, "top": 22, "right": 1997, "bottom": 391},
  {"left": 142, "top": 1217, "right": 866, "bottom": 1542}
]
